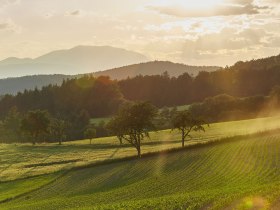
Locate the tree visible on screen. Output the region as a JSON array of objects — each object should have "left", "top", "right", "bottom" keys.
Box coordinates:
[
  {"left": 3, "top": 107, "right": 22, "bottom": 142},
  {"left": 84, "top": 126, "right": 96, "bottom": 145},
  {"left": 269, "top": 85, "right": 280, "bottom": 107},
  {"left": 49, "top": 118, "right": 67, "bottom": 145},
  {"left": 108, "top": 102, "right": 157, "bottom": 158},
  {"left": 21, "top": 110, "right": 51, "bottom": 145},
  {"left": 172, "top": 110, "right": 206, "bottom": 147},
  {"left": 106, "top": 116, "right": 124, "bottom": 145}
]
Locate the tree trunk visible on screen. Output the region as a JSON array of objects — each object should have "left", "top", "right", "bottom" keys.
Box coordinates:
[
  {"left": 182, "top": 130, "right": 185, "bottom": 147},
  {"left": 137, "top": 146, "right": 141, "bottom": 158},
  {"left": 136, "top": 136, "right": 141, "bottom": 158},
  {"left": 59, "top": 140, "right": 62, "bottom": 145},
  {"left": 90, "top": 139, "right": 92, "bottom": 145},
  {"left": 119, "top": 137, "right": 123, "bottom": 145},
  {"left": 32, "top": 133, "right": 37, "bottom": 145}
]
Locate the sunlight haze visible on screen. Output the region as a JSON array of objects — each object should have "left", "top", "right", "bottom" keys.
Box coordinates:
[{"left": 0, "top": 0, "right": 279, "bottom": 69}]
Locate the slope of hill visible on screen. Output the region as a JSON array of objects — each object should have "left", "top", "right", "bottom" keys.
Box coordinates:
[
  {"left": 0, "top": 46, "right": 149, "bottom": 79},
  {"left": 1, "top": 129, "right": 280, "bottom": 209},
  {"left": 0, "top": 75, "right": 76, "bottom": 95},
  {"left": 93, "top": 60, "right": 220, "bottom": 80},
  {"left": 0, "top": 61, "right": 220, "bottom": 95}
]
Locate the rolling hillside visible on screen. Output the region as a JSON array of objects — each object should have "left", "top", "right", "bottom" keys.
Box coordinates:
[
  {"left": 1, "top": 129, "right": 280, "bottom": 209},
  {"left": 0, "top": 61, "right": 220, "bottom": 95},
  {"left": 93, "top": 60, "right": 220, "bottom": 80},
  {"left": 0, "top": 75, "right": 76, "bottom": 95}
]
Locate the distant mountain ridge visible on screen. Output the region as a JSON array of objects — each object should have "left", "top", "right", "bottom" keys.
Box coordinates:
[
  {"left": 0, "top": 75, "right": 76, "bottom": 96},
  {"left": 0, "top": 46, "right": 149, "bottom": 78},
  {"left": 0, "top": 61, "right": 220, "bottom": 95}
]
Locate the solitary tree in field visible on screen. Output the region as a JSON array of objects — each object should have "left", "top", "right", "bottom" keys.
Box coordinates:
[
  {"left": 172, "top": 110, "right": 206, "bottom": 147},
  {"left": 49, "top": 118, "right": 67, "bottom": 145},
  {"left": 21, "top": 110, "right": 51, "bottom": 145},
  {"left": 107, "top": 102, "right": 157, "bottom": 158},
  {"left": 84, "top": 126, "right": 96, "bottom": 145},
  {"left": 106, "top": 117, "right": 124, "bottom": 145}
]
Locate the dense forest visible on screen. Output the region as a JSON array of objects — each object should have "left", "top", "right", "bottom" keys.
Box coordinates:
[
  {"left": 0, "top": 75, "right": 124, "bottom": 118},
  {"left": 0, "top": 76, "right": 124, "bottom": 141},
  {"left": 1, "top": 54, "right": 280, "bottom": 117},
  {"left": 119, "top": 54, "right": 280, "bottom": 107}
]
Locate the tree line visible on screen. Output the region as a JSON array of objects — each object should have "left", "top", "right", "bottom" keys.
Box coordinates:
[
  {"left": 118, "top": 55, "right": 280, "bottom": 107},
  {"left": 0, "top": 75, "right": 124, "bottom": 140},
  {"left": 0, "top": 102, "right": 206, "bottom": 159},
  {"left": 1, "top": 87, "right": 280, "bottom": 157},
  {"left": 1, "top": 86, "right": 279, "bottom": 145}
]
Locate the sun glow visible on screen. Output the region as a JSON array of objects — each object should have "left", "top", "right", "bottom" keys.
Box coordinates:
[{"left": 154, "top": 0, "right": 227, "bottom": 9}]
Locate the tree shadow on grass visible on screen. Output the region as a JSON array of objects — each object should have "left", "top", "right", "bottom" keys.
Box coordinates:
[{"left": 142, "top": 140, "right": 181, "bottom": 146}]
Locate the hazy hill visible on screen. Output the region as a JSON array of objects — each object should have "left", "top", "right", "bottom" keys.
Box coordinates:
[
  {"left": 0, "top": 61, "right": 220, "bottom": 95},
  {"left": 0, "top": 46, "right": 149, "bottom": 78},
  {"left": 93, "top": 61, "right": 220, "bottom": 80},
  {"left": 0, "top": 75, "right": 76, "bottom": 95}
]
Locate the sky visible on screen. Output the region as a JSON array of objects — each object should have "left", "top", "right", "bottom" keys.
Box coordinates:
[{"left": 0, "top": 0, "right": 279, "bottom": 67}]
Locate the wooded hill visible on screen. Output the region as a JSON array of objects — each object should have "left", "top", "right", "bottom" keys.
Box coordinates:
[
  {"left": 0, "top": 54, "right": 280, "bottom": 117},
  {"left": 0, "top": 61, "right": 220, "bottom": 95}
]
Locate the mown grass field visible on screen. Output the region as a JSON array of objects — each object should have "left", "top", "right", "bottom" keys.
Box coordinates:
[
  {"left": 1, "top": 129, "right": 280, "bottom": 209},
  {"left": 1, "top": 116, "right": 280, "bottom": 182},
  {"left": 1, "top": 116, "right": 280, "bottom": 209}
]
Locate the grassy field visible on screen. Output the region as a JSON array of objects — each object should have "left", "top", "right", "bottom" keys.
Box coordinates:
[
  {"left": 1, "top": 129, "right": 280, "bottom": 209},
  {"left": 1, "top": 116, "right": 280, "bottom": 182},
  {"left": 0, "top": 174, "right": 59, "bottom": 203},
  {"left": 1, "top": 116, "right": 280, "bottom": 209}
]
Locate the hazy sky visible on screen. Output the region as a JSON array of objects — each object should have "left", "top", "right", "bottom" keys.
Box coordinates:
[{"left": 0, "top": 0, "right": 279, "bottom": 66}]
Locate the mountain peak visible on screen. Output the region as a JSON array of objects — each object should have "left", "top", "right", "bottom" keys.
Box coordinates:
[{"left": 0, "top": 46, "right": 150, "bottom": 78}]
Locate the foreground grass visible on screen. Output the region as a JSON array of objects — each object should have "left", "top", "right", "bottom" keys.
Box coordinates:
[
  {"left": 0, "top": 173, "right": 59, "bottom": 203},
  {"left": 1, "top": 116, "right": 280, "bottom": 182},
  {"left": 1, "top": 130, "right": 280, "bottom": 210}
]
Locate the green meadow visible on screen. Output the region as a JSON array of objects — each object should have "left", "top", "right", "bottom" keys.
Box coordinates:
[{"left": 1, "top": 116, "right": 280, "bottom": 209}]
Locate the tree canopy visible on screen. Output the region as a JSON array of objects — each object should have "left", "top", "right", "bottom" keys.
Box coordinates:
[
  {"left": 21, "top": 110, "right": 51, "bottom": 144},
  {"left": 107, "top": 102, "right": 157, "bottom": 158},
  {"left": 84, "top": 126, "right": 97, "bottom": 145},
  {"left": 172, "top": 110, "right": 206, "bottom": 147}
]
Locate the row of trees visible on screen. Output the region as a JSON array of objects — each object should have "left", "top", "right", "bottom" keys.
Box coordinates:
[
  {"left": 0, "top": 102, "right": 207, "bottom": 158},
  {"left": 104, "top": 84, "right": 280, "bottom": 157},
  {"left": 0, "top": 108, "right": 99, "bottom": 144}
]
